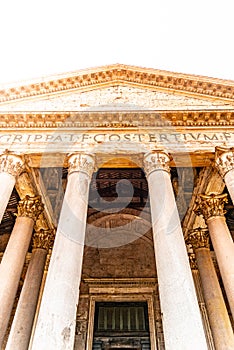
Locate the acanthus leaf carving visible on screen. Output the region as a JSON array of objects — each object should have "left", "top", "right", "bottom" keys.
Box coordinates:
[
  {"left": 143, "top": 150, "right": 171, "bottom": 177},
  {"left": 17, "top": 195, "right": 44, "bottom": 222},
  {"left": 186, "top": 227, "right": 210, "bottom": 250},
  {"left": 215, "top": 146, "right": 234, "bottom": 177},
  {"left": 0, "top": 152, "right": 24, "bottom": 177},
  {"left": 32, "top": 228, "right": 55, "bottom": 251},
  {"left": 194, "top": 193, "right": 228, "bottom": 221},
  {"left": 68, "top": 153, "right": 95, "bottom": 178}
]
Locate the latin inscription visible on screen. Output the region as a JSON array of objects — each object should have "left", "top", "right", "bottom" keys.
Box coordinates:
[{"left": 0, "top": 132, "right": 232, "bottom": 144}]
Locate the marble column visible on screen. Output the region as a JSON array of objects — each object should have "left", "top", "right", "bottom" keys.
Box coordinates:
[
  {"left": 0, "top": 152, "right": 24, "bottom": 223},
  {"left": 187, "top": 252, "right": 215, "bottom": 350},
  {"left": 0, "top": 195, "right": 43, "bottom": 347},
  {"left": 31, "top": 153, "right": 95, "bottom": 350},
  {"left": 6, "top": 228, "right": 55, "bottom": 350},
  {"left": 215, "top": 146, "right": 234, "bottom": 204},
  {"left": 195, "top": 193, "right": 234, "bottom": 319},
  {"left": 187, "top": 228, "right": 234, "bottom": 350},
  {"left": 143, "top": 151, "right": 207, "bottom": 350}
]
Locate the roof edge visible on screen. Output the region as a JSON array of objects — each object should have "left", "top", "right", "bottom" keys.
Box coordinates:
[{"left": 1, "top": 64, "right": 234, "bottom": 104}]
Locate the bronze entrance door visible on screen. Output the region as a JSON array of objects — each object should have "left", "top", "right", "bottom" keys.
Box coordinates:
[{"left": 92, "top": 302, "right": 151, "bottom": 350}]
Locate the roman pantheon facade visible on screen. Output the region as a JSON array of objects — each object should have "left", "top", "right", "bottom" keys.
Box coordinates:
[{"left": 0, "top": 64, "right": 233, "bottom": 350}]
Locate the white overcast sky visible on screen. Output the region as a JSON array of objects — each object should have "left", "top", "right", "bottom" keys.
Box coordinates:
[{"left": 0, "top": 0, "right": 234, "bottom": 86}]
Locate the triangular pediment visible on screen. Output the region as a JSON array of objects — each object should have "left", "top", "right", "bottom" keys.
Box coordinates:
[
  {"left": 0, "top": 84, "right": 234, "bottom": 112},
  {"left": 1, "top": 64, "right": 234, "bottom": 112}
]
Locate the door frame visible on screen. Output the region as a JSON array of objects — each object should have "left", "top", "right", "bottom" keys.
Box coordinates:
[{"left": 85, "top": 283, "right": 157, "bottom": 350}]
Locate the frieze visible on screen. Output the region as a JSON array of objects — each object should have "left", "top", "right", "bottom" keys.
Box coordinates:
[
  {"left": 0, "top": 131, "right": 233, "bottom": 145},
  {"left": 1, "top": 130, "right": 234, "bottom": 158}
]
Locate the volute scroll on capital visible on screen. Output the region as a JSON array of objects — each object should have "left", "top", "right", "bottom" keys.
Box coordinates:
[
  {"left": 143, "top": 150, "right": 172, "bottom": 177},
  {"left": 215, "top": 146, "right": 234, "bottom": 178},
  {"left": 0, "top": 152, "right": 24, "bottom": 177},
  {"left": 67, "top": 153, "right": 95, "bottom": 178},
  {"left": 186, "top": 227, "right": 210, "bottom": 250},
  {"left": 194, "top": 193, "right": 228, "bottom": 222},
  {"left": 16, "top": 195, "right": 44, "bottom": 222}
]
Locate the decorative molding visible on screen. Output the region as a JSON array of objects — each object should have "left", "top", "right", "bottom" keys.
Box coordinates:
[
  {"left": 188, "top": 252, "right": 198, "bottom": 270},
  {"left": 86, "top": 288, "right": 157, "bottom": 350},
  {"left": 68, "top": 153, "right": 95, "bottom": 177},
  {"left": 34, "top": 213, "right": 50, "bottom": 231},
  {"left": 194, "top": 193, "right": 228, "bottom": 221},
  {"left": 182, "top": 167, "right": 225, "bottom": 240},
  {"left": 83, "top": 277, "right": 157, "bottom": 287},
  {"left": 215, "top": 146, "right": 234, "bottom": 177},
  {"left": 1, "top": 86, "right": 232, "bottom": 112},
  {"left": 187, "top": 227, "right": 210, "bottom": 250},
  {"left": 0, "top": 110, "right": 234, "bottom": 128},
  {"left": 44, "top": 253, "right": 51, "bottom": 272},
  {"left": 32, "top": 228, "right": 55, "bottom": 251},
  {"left": 1, "top": 64, "right": 234, "bottom": 103},
  {"left": 143, "top": 150, "right": 171, "bottom": 177},
  {"left": 17, "top": 195, "right": 44, "bottom": 221},
  {"left": 0, "top": 152, "right": 24, "bottom": 177}
]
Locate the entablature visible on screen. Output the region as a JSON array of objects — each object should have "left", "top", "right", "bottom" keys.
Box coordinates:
[
  {"left": 0, "top": 110, "right": 234, "bottom": 128},
  {"left": 0, "top": 110, "right": 233, "bottom": 167}
]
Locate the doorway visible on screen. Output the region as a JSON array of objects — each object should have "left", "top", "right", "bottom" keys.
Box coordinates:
[{"left": 92, "top": 302, "right": 151, "bottom": 350}]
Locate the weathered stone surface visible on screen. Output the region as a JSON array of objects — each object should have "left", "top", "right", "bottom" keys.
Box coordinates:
[
  {"left": 82, "top": 232, "right": 156, "bottom": 279},
  {"left": 2, "top": 64, "right": 234, "bottom": 349},
  {"left": 1, "top": 85, "right": 232, "bottom": 112}
]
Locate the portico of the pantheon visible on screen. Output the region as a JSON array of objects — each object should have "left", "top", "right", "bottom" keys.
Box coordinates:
[{"left": 0, "top": 64, "right": 233, "bottom": 350}]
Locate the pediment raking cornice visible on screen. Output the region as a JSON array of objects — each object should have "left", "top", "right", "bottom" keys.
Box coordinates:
[{"left": 1, "top": 64, "right": 234, "bottom": 104}]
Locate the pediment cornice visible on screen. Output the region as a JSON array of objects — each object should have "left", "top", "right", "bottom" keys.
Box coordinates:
[
  {"left": 1, "top": 110, "right": 234, "bottom": 128},
  {"left": 1, "top": 64, "right": 234, "bottom": 104}
]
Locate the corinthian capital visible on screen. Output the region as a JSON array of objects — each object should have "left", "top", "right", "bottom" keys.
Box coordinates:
[
  {"left": 67, "top": 153, "right": 95, "bottom": 178},
  {"left": 143, "top": 150, "right": 172, "bottom": 177},
  {"left": 194, "top": 193, "right": 228, "bottom": 221},
  {"left": 17, "top": 195, "right": 44, "bottom": 221},
  {"left": 0, "top": 152, "right": 24, "bottom": 177},
  {"left": 32, "top": 228, "right": 55, "bottom": 251},
  {"left": 186, "top": 228, "right": 210, "bottom": 250},
  {"left": 215, "top": 146, "right": 234, "bottom": 177}
]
